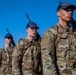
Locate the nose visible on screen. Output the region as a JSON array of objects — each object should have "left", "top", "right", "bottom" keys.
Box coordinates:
[
  {"left": 68, "top": 10, "right": 73, "bottom": 16},
  {"left": 68, "top": 9, "right": 73, "bottom": 13},
  {"left": 33, "top": 29, "right": 37, "bottom": 32},
  {"left": 69, "top": 10, "right": 73, "bottom": 13}
]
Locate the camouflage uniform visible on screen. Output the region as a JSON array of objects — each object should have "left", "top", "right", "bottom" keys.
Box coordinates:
[
  {"left": 12, "top": 37, "right": 42, "bottom": 75},
  {"left": 0, "top": 50, "right": 2, "bottom": 71},
  {"left": 0, "top": 47, "right": 13, "bottom": 75},
  {"left": 41, "top": 23, "right": 76, "bottom": 75}
]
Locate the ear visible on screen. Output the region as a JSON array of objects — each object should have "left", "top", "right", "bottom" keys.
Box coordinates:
[
  {"left": 26, "top": 28, "right": 28, "bottom": 32},
  {"left": 57, "top": 11, "right": 60, "bottom": 16}
]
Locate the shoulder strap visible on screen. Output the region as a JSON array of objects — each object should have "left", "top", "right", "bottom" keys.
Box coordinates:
[
  {"left": 48, "top": 25, "right": 61, "bottom": 46},
  {"left": 1, "top": 48, "right": 5, "bottom": 59},
  {"left": 19, "top": 38, "right": 32, "bottom": 55}
]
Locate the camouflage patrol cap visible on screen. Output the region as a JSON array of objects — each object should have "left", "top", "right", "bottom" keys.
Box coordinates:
[
  {"left": 26, "top": 22, "right": 39, "bottom": 29},
  {"left": 57, "top": 2, "right": 76, "bottom": 11},
  {"left": 4, "top": 33, "right": 13, "bottom": 39}
]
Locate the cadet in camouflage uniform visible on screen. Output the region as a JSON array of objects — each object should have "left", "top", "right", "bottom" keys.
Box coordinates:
[
  {"left": 41, "top": 2, "right": 76, "bottom": 75},
  {"left": 0, "top": 33, "right": 14, "bottom": 75},
  {"left": 12, "top": 22, "right": 42, "bottom": 75}
]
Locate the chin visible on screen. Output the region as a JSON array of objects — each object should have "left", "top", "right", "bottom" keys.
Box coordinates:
[
  {"left": 31, "top": 35, "right": 36, "bottom": 37},
  {"left": 66, "top": 19, "right": 71, "bottom": 22},
  {"left": 33, "top": 34, "right": 36, "bottom": 36}
]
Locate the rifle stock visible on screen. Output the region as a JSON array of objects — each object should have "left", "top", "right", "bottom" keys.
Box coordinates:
[{"left": 70, "top": 18, "right": 76, "bottom": 31}]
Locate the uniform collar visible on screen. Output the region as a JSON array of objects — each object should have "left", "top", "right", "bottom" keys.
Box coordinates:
[
  {"left": 25, "top": 37, "right": 35, "bottom": 44},
  {"left": 57, "top": 23, "right": 72, "bottom": 32}
]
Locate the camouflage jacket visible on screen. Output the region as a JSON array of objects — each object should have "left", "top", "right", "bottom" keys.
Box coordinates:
[
  {"left": 12, "top": 37, "right": 41, "bottom": 75},
  {"left": 41, "top": 23, "right": 76, "bottom": 75},
  {"left": 0, "top": 47, "right": 13, "bottom": 74}
]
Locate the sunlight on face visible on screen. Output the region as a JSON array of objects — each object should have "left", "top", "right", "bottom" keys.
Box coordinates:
[
  {"left": 57, "top": 8, "right": 73, "bottom": 22},
  {"left": 26, "top": 27, "right": 37, "bottom": 37},
  {"left": 4, "top": 38, "right": 12, "bottom": 44}
]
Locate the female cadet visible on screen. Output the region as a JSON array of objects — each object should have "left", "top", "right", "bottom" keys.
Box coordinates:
[{"left": 12, "top": 22, "right": 42, "bottom": 75}]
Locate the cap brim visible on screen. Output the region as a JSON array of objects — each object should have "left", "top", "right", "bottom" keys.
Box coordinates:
[
  {"left": 70, "top": 5, "right": 76, "bottom": 10},
  {"left": 63, "top": 5, "right": 76, "bottom": 10},
  {"left": 29, "top": 26, "right": 39, "bottom": 29},
  {"left": 5, "top": 36, "right": 13, "bottom": 38}
]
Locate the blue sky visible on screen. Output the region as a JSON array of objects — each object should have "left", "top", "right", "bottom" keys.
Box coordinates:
[{"left": 0, "top": 0, "right": 76, "bottom": 47}]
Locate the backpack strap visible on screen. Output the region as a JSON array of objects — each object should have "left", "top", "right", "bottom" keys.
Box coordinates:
[
  {"left": 19, "top": 38, "right": 32, "bottom": 57},
  {"left": 48, "top": 25, "right": 61, "bottom": 46}
]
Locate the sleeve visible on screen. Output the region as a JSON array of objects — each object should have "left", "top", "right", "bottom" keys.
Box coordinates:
[
  {"left": 41, "top": 30, "right": 58, "bottom": 75},
  {"left": 12, "top": 39, "right": 24, "bottom": 75}
]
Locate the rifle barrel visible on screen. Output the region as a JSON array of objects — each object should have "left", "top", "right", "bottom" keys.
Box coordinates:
[{"left": 25, "top": 13, "right": 31, "bottom": 22}]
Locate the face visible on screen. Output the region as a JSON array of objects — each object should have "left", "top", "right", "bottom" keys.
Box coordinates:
[
  {"left": 4, "top": 37, "right": 12, "bottom": 44},
  {"left": 57, "top": 7, "right": 73, "bottom": 22},
  {"left": 26, "top": 27, "right": 37, "bottom": 37}
]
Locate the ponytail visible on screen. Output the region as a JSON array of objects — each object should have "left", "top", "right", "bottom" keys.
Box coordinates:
[
  {"left": 35, "top": 32, "right": 41, "bottom": 42},
  {"left": 11, "top": 39, "right": 16, "bottom": 48}
]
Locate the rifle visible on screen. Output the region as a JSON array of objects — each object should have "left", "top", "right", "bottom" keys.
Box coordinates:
[
  {"left": 70, "top": 18, "right": 76, "bottom": 31},
  {"left": 6, "top": 28, "right": 16, "bottom": 47},
  {"left": 25, "top": 13, "right": 31, "bottom": 22},
  {"left": 6, "top": 28, "right": 10, "bottom": 33},
  {"left": 25, "top": 13, "right": 41, "bottom": 41}
]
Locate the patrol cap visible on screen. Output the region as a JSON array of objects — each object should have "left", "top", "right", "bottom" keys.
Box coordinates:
[
  {"left": 26, "top": 22, "right": 39, "bottom": 29},
  {"left": 57, "top": 2, "right": 76, "bottom": 11},
  {"left": 4, "top": 33, "right": 13, "bottom": 39}
]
